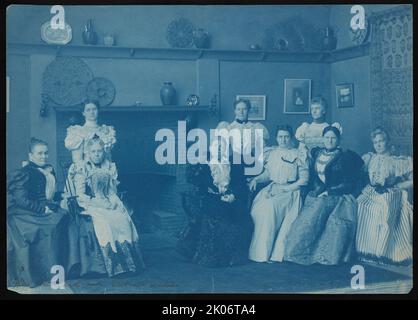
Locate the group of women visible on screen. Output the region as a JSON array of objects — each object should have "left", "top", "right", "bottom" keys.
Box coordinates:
[
  {"left": 180, "top": 97, "right": 413, "bottom": 269},
  {"left": 7, "top": 95, "right": 413, "bottom": 288},
  {"left": 7, "top": 100, "right": 145, "bottom": 287}
]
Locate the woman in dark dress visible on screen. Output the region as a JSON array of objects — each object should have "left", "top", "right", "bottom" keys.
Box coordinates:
[
  {"left": 178, "top": 148, "right": 252, "bottom": 267},
  {"left": 7, "top": 138, "right": 73, "bottom": 287},
  {"left": 192, "top": 156, "right": 252, "bottom": 267},
  {"left": 284, "top": 125, "right": 365, "bottom": 265}
]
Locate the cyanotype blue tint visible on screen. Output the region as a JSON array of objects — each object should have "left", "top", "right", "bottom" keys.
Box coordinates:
[{"left": 6, "top": 4, "right": 413, "bottom": 294}]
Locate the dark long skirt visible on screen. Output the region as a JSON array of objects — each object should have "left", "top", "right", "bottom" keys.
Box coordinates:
[
  {"left": 192, "top": 193, "right": 253, "bottom": 267},
  {"left": 7, "top": 208, "right": 71, "bottom": 288},
  {"left": 7, "top": 208, "right": 109, "bottom": 288},
  {"left": 64, "top": 215, "right": 108, "bottom": 278}
]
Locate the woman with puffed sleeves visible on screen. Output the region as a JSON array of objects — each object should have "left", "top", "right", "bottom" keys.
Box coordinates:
[
  {"left": 284, "top": 125, "right": 365, "bottom": 266},
  {"left": 64, "top": 100, "right": 116, "bottom": 195},
  {"left": 248, "top": 125, "right": 309, "bottom": 263},
  {"left": 356, "top": 127, "right": 413, "bottom": 265},
  {"left": 65, "top": 100, "right": 116, "bottom": 163},
  {"left": 295, "top": 96, "right": 341, "bottom": 157},
  {"left": 7, "top": 138, "right": 74, "bottom": 287}
]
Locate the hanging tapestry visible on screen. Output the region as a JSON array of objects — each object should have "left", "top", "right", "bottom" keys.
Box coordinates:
[{"left": 369, "top": 5, "right": 413, "bottom": 156}]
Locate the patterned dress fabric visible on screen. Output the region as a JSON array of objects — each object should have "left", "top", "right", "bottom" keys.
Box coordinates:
[{"left": 356, "top": 152, "right": 413, "bottom": 264}]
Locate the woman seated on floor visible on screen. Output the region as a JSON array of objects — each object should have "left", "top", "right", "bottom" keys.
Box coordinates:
[
  {"left": 65, "top": 135, "right": 145, "bottom": 277},
  {"left": 7, "top": 138, "right": 74, "bottom": 288},
  {"left": 356, "top": 126, "right": 413, "bottom": 265},
  {"left": 248, "top": 125, "right": 309, "bottom": 263},
  {"left": 283, "top": 125, "right": 365, "bottom": 266}
]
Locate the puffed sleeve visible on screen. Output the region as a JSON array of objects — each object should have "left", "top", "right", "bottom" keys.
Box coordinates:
[
  {"left": 361, "top": 152, "right": 373, "bottom": 168},
  {"left": 253, "top": 123, "right": 270, "bottom": 141},
  {"left": 297, "top": 151, "right": 310, "bottom": 185},
  {"left": 7, "top": 169, "right": 45, "bottom": 215},
  {"left": 393, "top": 155, "right": 413, "bottom": 179},
  {"left": 295, "top": 122, "right": 309, "bottom": 143},
  {"left": 64, "top": 125, "right": 84, "bottom": 151},
  {"left": 262, "top": 147, "right": 276, "bottom": 176},
  {"left": 216, "top": 121, "right": 229, "bottom": 130}
]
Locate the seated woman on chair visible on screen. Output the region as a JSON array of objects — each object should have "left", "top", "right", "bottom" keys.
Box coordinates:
[
  {"left": 67, "top": 135, "right": 145, "bottom": 277},
  {"left": 284, "top": 125, "right": 364, "bottom": 266},
  {"left": 7, "top": 138, "right": 72, "bottom": 288},
  {"left": 356, "top": 127, "right": 413, "bottom": 265},
  {"left": 248, "top": 125, "right": 309, "bottom": 263}
]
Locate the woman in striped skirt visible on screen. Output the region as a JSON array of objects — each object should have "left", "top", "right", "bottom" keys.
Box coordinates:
[{"left": 356, "top": 127, "right": 413, "bottom": 265}]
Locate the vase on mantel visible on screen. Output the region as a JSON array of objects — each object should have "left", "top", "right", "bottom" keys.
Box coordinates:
[
  {"left": 160, "top": 82, "right": 177, "bottom": 105},
  {"left": 321, "top": 27, "right": 337, "bottom": 51},
  {"left": 193, "top": 28, "right": 210, "bottom": 49},
  {"left": 82, "top": 19, "right": 98, "bottom": 45}
]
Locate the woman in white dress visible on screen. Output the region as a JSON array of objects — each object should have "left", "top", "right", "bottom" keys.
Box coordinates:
[
  {"left": 356, "top": 127, "right": 413, "bottom": 265},
  {"left": 295, "top": 96, "right": 340, "bottom": 155},
  {"left": 248, "top": 125, "right": 309, "bottom": 263},
  {"left": 69, "top": 136, "right": 145, "bottom": 276},
  {"left": 64, "top": 100, "right": 116, "bottom": 195}
]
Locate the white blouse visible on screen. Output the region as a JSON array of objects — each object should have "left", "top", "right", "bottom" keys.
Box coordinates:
[
  {"left": 362, "top": 152, "right": 413, "bottom": 186},
  {"left": 264, "top": 147, "right": 309, "bottom": 185}
]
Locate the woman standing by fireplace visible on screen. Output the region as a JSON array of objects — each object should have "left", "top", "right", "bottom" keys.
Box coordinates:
[{"left": 64, "top": 99, "right": 116, "bottom": 195}]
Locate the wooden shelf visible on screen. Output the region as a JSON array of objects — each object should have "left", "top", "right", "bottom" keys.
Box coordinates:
[
  {"left": 53, "top": 105, "right": 213, "bottom": 113},
  {"left": 8, "top": 42, "right": 370, "bottom": 63}
]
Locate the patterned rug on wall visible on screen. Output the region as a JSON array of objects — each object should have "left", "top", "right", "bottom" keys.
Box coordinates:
[{"left": 369, "top": 5, "right": 413, "bottom": 156}]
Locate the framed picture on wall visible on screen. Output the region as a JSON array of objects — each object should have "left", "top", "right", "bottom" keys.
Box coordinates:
[
  {"left": 336, "top": 83, "right": 354, "bottom": 108},
  {"left": 236, "top": 95, "right": 266, "bottom": 120},
  {"left": 284, "top": 79, "right": 311, "bottom": 114}
]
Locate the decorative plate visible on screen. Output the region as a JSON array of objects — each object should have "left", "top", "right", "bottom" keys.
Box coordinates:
[
  {"left": 86, "top": 77, "right": 116, "bottom": 107},
  {"left": 186, "top": 94, "right": 200, "bottom": 107},
  {"left": 349, "top": 17, "right": 370, "bottom": 45},
  {"left": 41, "top": 21, "right": 72, "bottom": 45},
  {"left": 166, "top": 18, "right": 195, "bottom": 48},
  {"left": 42, "top": 56, "right": 93, "bottom": 106},
  {"left": 263, "top": 21, "right": 305, "bottom": 51}
]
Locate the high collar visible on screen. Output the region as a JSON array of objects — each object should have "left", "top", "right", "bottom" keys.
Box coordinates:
[
  {"left": 235, "top": 119, "right": 249, "bottom": 124},
  {"left": 28, "top": 161, "right": 49, "bottom": 170},
  {"left": 323, "top": 147, "right": 341, "bottom": 155},
  {"left": 84, "top": 120, "right": 99, "bottom": 128}
]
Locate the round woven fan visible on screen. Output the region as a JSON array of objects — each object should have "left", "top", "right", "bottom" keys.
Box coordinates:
[{"left": 43, "top": 56, "right": 93, "bottom": 106}]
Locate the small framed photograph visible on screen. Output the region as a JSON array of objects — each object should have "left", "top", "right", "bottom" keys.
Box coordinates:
[
  {"left": 236, "top": 95, "right": 266, "bottom": 120},
  {"left": 336, "top": 83, "right": 354, "bottom": 108},
  {"left": 284, "top": 79, "right": 311, "bottom": 114}
]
